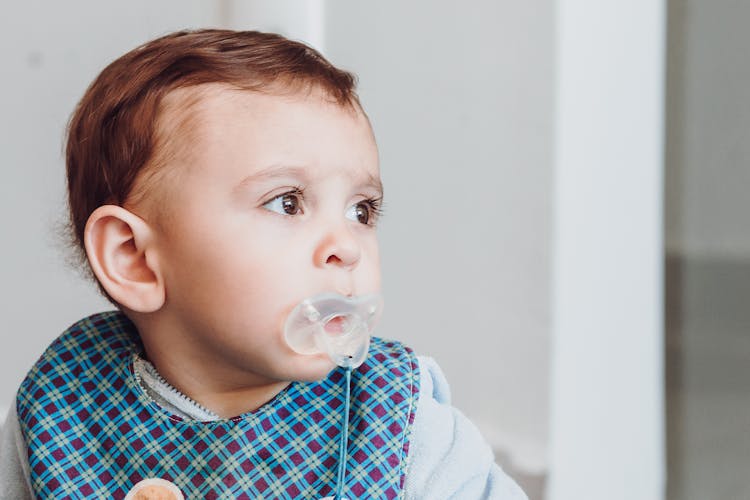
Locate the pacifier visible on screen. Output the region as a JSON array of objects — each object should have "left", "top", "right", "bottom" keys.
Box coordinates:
[{"left": 284, "top": 292, "right": 383, "bottom": 369}]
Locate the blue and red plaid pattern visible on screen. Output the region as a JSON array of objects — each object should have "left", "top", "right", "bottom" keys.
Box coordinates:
[{"left": 17, "top": 311, "right": 420, "bottom": 499}]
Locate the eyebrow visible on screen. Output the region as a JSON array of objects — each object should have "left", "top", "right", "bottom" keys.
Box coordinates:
[
  {"left": 357, "top": 172, "right": 384, "bottom": 195},
  {"left": 234, "top": 163, "right": 383, "bottom": 195},
  {"left": 235, "top": 164, "right": 308, "bottom": 188}
]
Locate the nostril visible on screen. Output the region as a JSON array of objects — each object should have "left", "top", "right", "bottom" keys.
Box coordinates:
[
  {"left": 326, "top": 255, "right": 343, "bottom": 265},
  {"left": 316, "top": 235, "right": 361, "bottom": 268}
]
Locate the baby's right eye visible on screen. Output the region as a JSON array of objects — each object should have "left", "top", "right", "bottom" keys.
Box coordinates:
[{"left": 263, "top": 190, "right": 303, "bottom": 216}]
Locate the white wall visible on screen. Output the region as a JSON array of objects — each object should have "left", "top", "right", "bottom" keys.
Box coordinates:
[
  {"left": 222, "top": 0, "right": 325, "bottom": 52},
  {"left": 322, "top": 1, "right": 554, "bottom": 473},
  {"left": 548, "top": 1, "right": 666, "bottom": 499},
  {"left": 0, "top": 0, "right": 219, "bottom": 416}
]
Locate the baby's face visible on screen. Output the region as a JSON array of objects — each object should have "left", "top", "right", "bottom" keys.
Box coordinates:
[{"left": 146, "top": 85, "right": 382, "bottom": 383}]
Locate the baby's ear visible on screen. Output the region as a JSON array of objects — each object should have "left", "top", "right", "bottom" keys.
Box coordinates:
[{"left": 84, "top": 205, "right": 165, "bottom": 313}]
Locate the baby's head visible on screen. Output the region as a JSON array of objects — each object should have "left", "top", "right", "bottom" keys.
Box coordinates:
[{"left": 66, "top": 29, "right": 383, "bottom": 389}]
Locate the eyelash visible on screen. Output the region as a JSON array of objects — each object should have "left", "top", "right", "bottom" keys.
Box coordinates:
[
  {"left": 358, "top": 197, "right": 385, "bottom": 226},
  {"left": 262, "top": 188, "right": 384, "bottom": 226}
]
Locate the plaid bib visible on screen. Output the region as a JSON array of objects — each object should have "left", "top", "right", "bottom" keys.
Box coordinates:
[{"left": 17, "top": 312, "right": 420, "bottom": 499}]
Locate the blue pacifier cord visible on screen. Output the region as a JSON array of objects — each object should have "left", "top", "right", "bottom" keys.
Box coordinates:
[{"left": 333, "top": 367, "right": 352, "bottom": 500}]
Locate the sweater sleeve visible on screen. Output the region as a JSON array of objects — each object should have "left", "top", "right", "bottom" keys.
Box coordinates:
[
  {"left": 0, "top": 404, "right": 34, "bottom": 500},
  {"left": 402, "top": 357, "right": 528, "bottom": 500}
]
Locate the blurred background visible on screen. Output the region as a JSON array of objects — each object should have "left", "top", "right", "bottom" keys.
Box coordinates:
[{"left": 0, "top": 1, "right": 747, "bottom": 499}]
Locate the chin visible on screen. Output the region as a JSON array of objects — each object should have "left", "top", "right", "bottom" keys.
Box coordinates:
[{"left": 288, "top": 354, "right": 337, "bottom": 382}]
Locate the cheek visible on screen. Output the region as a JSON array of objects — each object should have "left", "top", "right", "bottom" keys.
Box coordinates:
[
  {"left": 200, "top": 241, "right": 302, "bottom": 303},
  {"left": 158, "top": 218, "right": 276, "bottom": 305},
  {"left": 359, "top": 236, "right": 382, "bottom": 290}
]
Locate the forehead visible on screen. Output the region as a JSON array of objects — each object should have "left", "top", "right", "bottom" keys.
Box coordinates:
[{"left": 157, "top": 84, "right": 378, "bottom": 179}]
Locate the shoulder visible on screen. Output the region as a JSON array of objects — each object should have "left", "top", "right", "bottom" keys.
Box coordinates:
[
  {"left": 368, "top": 336, "right": 420, "bottom": 369},
  {"left": 354, "top": 336, "right": 421, "bottom": 417},
  {"left": 23, "top": 310, "right": 136, "bottom": 364},
  {"left": 416, "top": 355, "right": 451, "bottom": 404},
  {"left": 404, "top": 356, "right": 528, "bottom": 500},
  {"left": 21, "top": 311, "right": 137, "bottom": 372},
  {"left": 360, "top": 336, "right": 421, "bottom": 400},
  {"left": 16, "top": 311, "right": 140, "bottom": 424}
]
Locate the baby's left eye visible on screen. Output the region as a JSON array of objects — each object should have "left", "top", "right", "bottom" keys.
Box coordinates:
[{"left": 345, "top": 201, "right": 379, "bottom": 225}]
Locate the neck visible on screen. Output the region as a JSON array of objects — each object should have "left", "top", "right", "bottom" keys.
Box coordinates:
[
  {"left": 133, "top": 314, "right": 290, "bottom": 419},
  {"left": 149, "top": 354, "right": 290, "bottom": 418}
]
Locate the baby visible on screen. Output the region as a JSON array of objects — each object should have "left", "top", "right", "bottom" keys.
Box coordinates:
[{"left": 0, "top": 29, "right": 527, "bottom": 499}]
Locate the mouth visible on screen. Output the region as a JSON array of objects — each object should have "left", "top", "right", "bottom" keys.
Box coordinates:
[{"left": 323, "top": 315, "right": 349, "bottom": 334}]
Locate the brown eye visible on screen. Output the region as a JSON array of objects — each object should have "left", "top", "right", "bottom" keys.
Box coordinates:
[
  {"left": 263, "top": 191, "right": 304, "bottom": 216},
  {"left": 346, "top": 202, "right": 373, "bottom": 225},
  {"left": 281, "top": 193, "right": 300, "bottom": 215},
  {"left": 355, "top": 204, "right": 369, "bottom": 224}
]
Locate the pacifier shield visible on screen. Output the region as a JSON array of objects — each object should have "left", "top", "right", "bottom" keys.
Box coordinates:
[{"left": 284, "top": 292, "right": 383, "bottom": 368}]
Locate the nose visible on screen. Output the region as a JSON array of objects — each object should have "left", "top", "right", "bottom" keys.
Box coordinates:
[{"left": 313, "top": 225, "right": 362, "bottom": 270}]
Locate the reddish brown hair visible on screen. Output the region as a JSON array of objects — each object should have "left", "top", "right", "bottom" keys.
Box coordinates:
[{"left": 66, "top": 29, "right": 359, "bottom": 285}]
